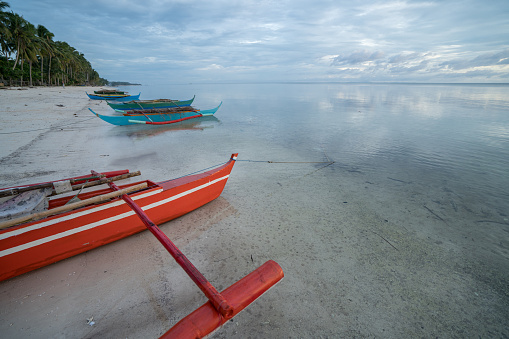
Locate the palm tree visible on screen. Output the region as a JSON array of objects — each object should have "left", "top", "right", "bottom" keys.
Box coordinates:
[
  {"left": 36, "top": 24, "right": 54, "bottom": 85},
  {"left": 9, "top": 14, "right": 38, "bottom": 85},
  {"left": 53, "top": 41, "right": 66, "bottom": 85},
  {"left": 0, "top": 2, "right": 11, "bottom": 82},
  {"left": 54, "top": 41, "right": 91, "bottom": 85},
  {"left": 0, "top": 1, "right": 9, "bottom": 41},
  {"left": 53, "top": 41, "right": 76, "bottom": 85},
  {"left": 9, "top": 13, "right": 27, "bottom": 68},
  {"left": 22, "top": 22, "right": 39, "bottom": 86},
  {"left": 0, "top": 2, "right": 10, "bottom": 52}
]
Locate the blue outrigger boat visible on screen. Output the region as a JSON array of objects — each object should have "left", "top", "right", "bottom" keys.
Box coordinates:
[
  {"left": 89, "top": 103, "right": 222, "bottom": 126},
  {"left": 106, "top": 95, "right": 195, "bottom": 110},
  {"left": 86, "top": 92, "right": 141, "bottom": 101}
]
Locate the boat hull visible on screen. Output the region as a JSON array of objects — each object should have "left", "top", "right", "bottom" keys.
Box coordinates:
[
  {"left": 86, "top": 92, "right": 141, "bottom": 101},
  {"left": 90, "top": 103, "right": 222, "bottom": 126},
  {"left": 0, "top": 154, "right": 237, "bottom": 282},
  {"left": 107, "top": 96, "right": 195, "bottom": 110}
]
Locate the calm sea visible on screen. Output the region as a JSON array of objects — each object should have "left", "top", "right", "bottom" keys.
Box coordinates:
[{"left": 117, "top": 82, "right": 509, "bottom": 213}]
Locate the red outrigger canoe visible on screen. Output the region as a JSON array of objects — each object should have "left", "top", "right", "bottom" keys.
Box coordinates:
[
  {"left": 0, "top": 154, "right": 238, "bottom": 281},
  {"left": 0, "top": 154, "right": 284, "bottom": 338}
]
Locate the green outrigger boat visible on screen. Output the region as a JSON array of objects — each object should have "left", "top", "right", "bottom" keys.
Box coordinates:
[
  {"left": 106, "top": 95, "right": 195, "bottom": 110},
  {"left": 89, "top": 102, "right": 221, "bottom": 126}
]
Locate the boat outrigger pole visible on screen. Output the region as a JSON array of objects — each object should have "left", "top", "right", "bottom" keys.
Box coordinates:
[{"left": 92, "top": 160, "right": 284, "bottom": 337}]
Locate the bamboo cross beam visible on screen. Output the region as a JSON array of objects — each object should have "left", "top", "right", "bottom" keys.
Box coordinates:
[
  {"left": 64, "top": 171, "right": 141, "bottom": 194},
  {"left": 0, "top": 172, "right": 141, "bottom": 198},
  {"left": 0, "top": 178, "right": 99, "bottom": 198}
]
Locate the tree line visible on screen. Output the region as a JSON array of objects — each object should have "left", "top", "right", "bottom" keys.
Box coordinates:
[{"left": 0, "top": 1, "right": 107, "bottom": 86}]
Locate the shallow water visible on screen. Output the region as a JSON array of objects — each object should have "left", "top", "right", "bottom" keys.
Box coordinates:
[
  {"left": 119, "top": 82, "right": 509, "bottom": 211},
  {"left": 110, "top": 82, "right": 509, "bottom": 337}
]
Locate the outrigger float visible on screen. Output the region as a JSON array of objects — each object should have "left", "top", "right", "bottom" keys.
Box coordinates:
[
  {"left": 89, "top": 102, "right": 222, "bottom": 126},
  {"left": 0, "top": 154, "right": 283, "bottom": 338}
]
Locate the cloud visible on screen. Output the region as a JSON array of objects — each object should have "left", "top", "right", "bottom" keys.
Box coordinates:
[
  {"left": 388, "top": 52, "right": 427, "bottom": 64},
  {"left": 332, "top": 50, "right": 385, "bottom": 66},
  {"left": 441, "top": 50, "right": 509, "bottom": 70},
  {"left": 389, "top": 60, "right": 430, "bottom": 74},
  {"left": 9, "top": 0, "right": 509, "bottom": 83},
  {"left": 197, "top": 64, "right": 224, "bottom": 71},
  {"left": 356, "top": 1, "right": 435, "bottom": 17},
  {"left": 326, "top": 48, "right": 509, "bottom": 82}
]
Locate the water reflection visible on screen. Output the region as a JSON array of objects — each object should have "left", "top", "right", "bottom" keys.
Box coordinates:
[
  {"left": 230, "top": 83, "right": 509, "bottom": 204},
  {"left": 326, "top": 85, "right": 509, "bottom": 204},
  {"left": 105, "top": 116, "right": 220, "bottom": 140},
  {"left": 115, "top": 83, "right": 508, "bottom": 205}
]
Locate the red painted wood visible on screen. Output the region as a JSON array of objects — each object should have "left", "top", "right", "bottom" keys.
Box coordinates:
[
  {"left": 161, "top": 260, "right": 284, "bottom": 339},
  {"left": 0, "top": 155, "right": 237, "bottom": 282},
  {"left": 104, "top": 179, "right": 233, "bottom": 318}
]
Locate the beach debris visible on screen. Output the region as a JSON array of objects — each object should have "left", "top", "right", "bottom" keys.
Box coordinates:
[
  {"left": 86, "top": 316, "right": 95, "bottom": 326},
  {"left": 387, "top": 177, "right": 411, "bottom": 184},
  {"left": 371, "top": 231, "right": 399, "bottom": 251},
  {"left": 424, "top": 205, "right": 447, "bottom": 224}
]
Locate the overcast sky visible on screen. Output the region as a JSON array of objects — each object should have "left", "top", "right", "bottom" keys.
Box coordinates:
[{"left": 9, "top": 0, "right": 509, "bottom": 84}]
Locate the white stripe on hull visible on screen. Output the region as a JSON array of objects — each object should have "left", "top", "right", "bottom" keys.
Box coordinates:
[
  {"left": 0, "top": 188, "right": 163, "bottom": 241},
  {"left": 0, "top": 175, "right": 229, "bottom": 258}
]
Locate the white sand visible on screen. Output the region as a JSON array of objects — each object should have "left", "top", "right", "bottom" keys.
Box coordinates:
[{"left": 0, "top": 86, "right": 507, "bottom": 338}]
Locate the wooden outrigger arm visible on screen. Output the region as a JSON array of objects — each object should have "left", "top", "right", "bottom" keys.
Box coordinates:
[{"left": 92, "top": 166, "right": 283, "bottom": 338}]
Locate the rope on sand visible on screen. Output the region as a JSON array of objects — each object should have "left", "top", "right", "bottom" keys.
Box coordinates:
[{"left": 0, "top": 117, "right": 96, "bottom": 134}]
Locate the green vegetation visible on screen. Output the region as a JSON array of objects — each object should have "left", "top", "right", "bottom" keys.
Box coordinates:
[{"left": 0, "top": 1, "right": 107, "bottom": 86}]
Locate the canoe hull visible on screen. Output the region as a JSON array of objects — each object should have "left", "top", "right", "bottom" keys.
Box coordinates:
[
  {"left": 107, "top": 95, "right": 195, "bottom": 110},
  {"left": 90, "top": 103, "right": 222, "bottom": 126},
  {"left": 86, "top": 92, "right": 141, "bottom": 101},
  {"left": 0, "top": 154, "right": 237, "bottom": 282}
]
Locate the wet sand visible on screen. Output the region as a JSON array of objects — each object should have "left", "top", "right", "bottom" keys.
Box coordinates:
[{"left": 0, "top": 86, "right": 508, "bottom": 338}]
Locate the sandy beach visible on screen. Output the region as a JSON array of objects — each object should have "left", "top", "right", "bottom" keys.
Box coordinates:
[{"left": 0, "top": 86, "right": 508, "bottom": 338}]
